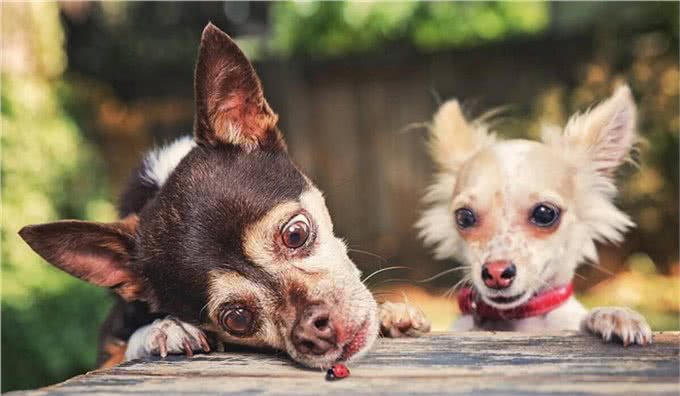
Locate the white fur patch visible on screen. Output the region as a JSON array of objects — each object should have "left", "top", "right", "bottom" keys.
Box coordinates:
[{"left": 141, "top": 136, "right": 196, "bottom": 187}]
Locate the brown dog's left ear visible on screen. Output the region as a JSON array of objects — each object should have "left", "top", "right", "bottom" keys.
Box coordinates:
[
  {"left": 18, "top": 216, "right": 145, "bottom": 301},
  {"left": 193, "top": 23, "right": 284, "bottom": 151}
]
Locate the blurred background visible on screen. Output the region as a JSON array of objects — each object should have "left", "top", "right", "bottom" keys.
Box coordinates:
[{"left": 2, "top": 1, "right": 678, "bottom": 392}]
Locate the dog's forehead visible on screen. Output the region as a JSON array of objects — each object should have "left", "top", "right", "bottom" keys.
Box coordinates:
[
  {"left": 460, "top": 140, "right": 573, "bottom": 201},
  {"left": 498, "top": 141, "right": 573, "bottom": 199},
  {"left": 163, "top": 145, "right": 308, "bottom": 219},
  {"left": 491, "top": 140, "right": 539, "bottom": 173}
]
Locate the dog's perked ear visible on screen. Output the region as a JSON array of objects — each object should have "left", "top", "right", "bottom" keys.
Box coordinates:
[
  {"left": 193, "top": 23, "right": 284, "bottom": 151},
  {"left": 428, "top": 100, "right": 495, "bottom": 173},
  {"left": 18, "top": 216, "right": 145, "bottom": 301},
  {"left": 562, "top": 85, "right": 637, "bottom": 176}
]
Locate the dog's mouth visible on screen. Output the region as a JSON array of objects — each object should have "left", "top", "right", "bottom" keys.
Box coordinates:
[
  {"left": 481, "top": 290, "right": 530, "bottom": 308},
  {"left": 487, "top": 292, "right": 526, "bottom": 305},
  {"left": 339, "top": 317, "right": 372, "bottom": 362},
  {"left": 284, "top": 313, "right": 376, "bottom": 368}
]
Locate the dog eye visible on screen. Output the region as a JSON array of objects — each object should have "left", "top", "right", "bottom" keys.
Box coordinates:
[
  {"left": 454, "top": 208, "right": 477, "bottom": 229},
  {"left": 220, "top": 307, "right": 254, "bottom": 336},
  {"left": 530, "top": 203, "right": 560, "bottom": 227},
  {"left": 281, "top": 214, "right": 311, "bottom": 249}
]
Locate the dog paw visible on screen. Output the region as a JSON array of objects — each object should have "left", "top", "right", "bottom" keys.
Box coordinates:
[
  {"left": 379, "top": 301, "right": 431, "bottom": 337},
  {"left": 583, "top": 307, "right": 652, "bottom": 346},
  {"left": 125, "top": 316, "right": 210, "bottom": 360}
]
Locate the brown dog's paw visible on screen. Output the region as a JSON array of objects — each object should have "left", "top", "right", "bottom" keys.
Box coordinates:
[
  {"left": 583, "top": 307, "right": 652, "bottom": 346},
  {"left": 126, "top": 316, "right": 210, "bottom": 360},
  {"left": 379, "top": 301, "right": 431, "bottom": 337},
  {"left": 148, "top": 316, "right": 211, "bottom": 357}
]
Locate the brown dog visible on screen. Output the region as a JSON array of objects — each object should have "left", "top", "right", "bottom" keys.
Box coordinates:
[{"left": 20, "top": 23, "right": 430, "bottom": 369}]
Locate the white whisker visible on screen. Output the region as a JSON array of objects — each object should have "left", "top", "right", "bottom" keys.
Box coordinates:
[
  {"left": 417, "top": 266, "right": 469, "bottom": 283},
  {"left": 361, "top": 266, "right": 410, "bottom": 284},
  {"left": 348, "top": 248, "right": 388, "bottom": 266}
]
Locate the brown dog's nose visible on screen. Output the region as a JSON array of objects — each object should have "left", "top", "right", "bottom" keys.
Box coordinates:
[
  {"left": 292, "top": 305, "right": 337, "bottom": 355},
  {"left": 482, "top": 260, "right": 516, "bottom": 289}
]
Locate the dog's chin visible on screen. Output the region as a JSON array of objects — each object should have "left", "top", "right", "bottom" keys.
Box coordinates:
[
  {"left": 285, "top": 314, "right": 379, "bottom": 369},
  {"left": 341, "top": 313, "right": 379, "bottom": 363},
  {"left": 286, "top": 347, "right": 342, "bottom": 369},
  {"left": 480, "top": 289, "right": 533, "bottom": 310}
]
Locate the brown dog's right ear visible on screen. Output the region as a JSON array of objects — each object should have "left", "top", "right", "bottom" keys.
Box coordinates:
[
  {"left": 18, "top": 216, "right": 145, "bottom": 301},
  {"left": 193, "top": 23, "right": 283, "bottom": 151}
]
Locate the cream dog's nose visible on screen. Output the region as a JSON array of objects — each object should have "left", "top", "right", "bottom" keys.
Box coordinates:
[{"left": 482, "top": 260, "right": 516, "bottom": 289}]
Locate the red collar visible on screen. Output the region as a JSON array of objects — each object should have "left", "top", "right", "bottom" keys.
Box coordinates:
[{"left": 457, "top": 283, "right": 573, "bottom": 321}]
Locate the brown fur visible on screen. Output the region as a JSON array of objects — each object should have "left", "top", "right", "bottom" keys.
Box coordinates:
[
  {"left": 99, "top": 338, "right": 128, "bottom": 369},
  {"left": 18, "top": 215, "right": 144, "bottom": 302},
  {"left": 19, "top": 23, "right": 386, "bottom": 368},
  {"left": 194, "top": 24, "right": 282, "bottom": 150}
]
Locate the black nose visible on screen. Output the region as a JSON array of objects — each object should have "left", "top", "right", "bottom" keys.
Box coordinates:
[{"left": 292, "top": 305, "right": 337, "bottom": 355}]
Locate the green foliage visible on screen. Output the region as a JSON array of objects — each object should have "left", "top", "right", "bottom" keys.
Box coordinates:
[
  {"left": 1, "top": 3, "right": 115, "bottom": 392},
  {"left": 270, "top": 1, "right": 549, "bottom": 57},
  {"left": 2, "top": 283, "right": 112, "bottom": 392}
]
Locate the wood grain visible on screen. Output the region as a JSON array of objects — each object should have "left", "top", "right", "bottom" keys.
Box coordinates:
[{"left": 13, "top": 332, "right": 679, "bottom": 395}]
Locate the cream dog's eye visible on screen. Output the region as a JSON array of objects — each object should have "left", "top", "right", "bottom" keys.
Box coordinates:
[
  {"left": 454, "top": 208, "right": 477, "bottom": 229},
  {"left": 530, "top": 203, "right": 561, "bottom": 227}
]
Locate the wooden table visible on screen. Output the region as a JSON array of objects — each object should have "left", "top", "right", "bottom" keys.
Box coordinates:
[{"left": 16, "top": 332, "right": 680, "bottom": 395}]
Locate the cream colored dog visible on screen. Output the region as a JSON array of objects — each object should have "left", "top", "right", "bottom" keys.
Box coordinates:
[{"left": 417, "top": 85, "right": 652, "bottom": 346}]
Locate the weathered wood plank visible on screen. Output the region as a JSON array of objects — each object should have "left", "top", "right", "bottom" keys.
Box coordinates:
[{"left": 14, "top": 332, "right": 680, "bottom": 395}]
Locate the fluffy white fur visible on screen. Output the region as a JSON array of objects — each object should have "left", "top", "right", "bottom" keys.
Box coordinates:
[
  {"left": 141, "top": 136, "right": 196, "bottom": 187},
  {"left": 417, "top": 85, "right": 652, "bottom": 345}
]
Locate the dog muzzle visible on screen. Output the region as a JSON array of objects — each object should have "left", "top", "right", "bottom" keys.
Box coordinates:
[{"left": 457, "top": 283, "right": 574, "bottom": 321}]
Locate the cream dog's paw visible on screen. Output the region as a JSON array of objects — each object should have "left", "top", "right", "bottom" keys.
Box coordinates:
[
  {"left": 582, "top": 307, "right": 652, "bottom": 346},
  {"left": 379, "top": 301, "right": 431, "bottom": 337},
  {"left": 125, "top": 316, "right": 210, "bottom": 360}
]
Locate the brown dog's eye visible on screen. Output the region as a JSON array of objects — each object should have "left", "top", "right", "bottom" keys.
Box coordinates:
[
  {"left": 221, "top": 308, "right": 254, "bottom": 336},
  {"left": 281, "top": 214, "right": 311, "bottom": 249}
]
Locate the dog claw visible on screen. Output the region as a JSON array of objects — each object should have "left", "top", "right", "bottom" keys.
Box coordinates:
[
  {"left": 133, "top": 316, "right": 210, "bottom": 359},
  {"left": 198, "top": 332, "right": 211, "bottom": 352},
  {"left": 183, "top": 339, "right": 194, "bottom": 357},
  {"left": 157, "top": 332, "right": 168, "bottom": 358}
]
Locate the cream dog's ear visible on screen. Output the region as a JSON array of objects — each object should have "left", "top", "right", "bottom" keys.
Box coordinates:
[
  {"left": 428, "top": 100, "right": 495, "bottom": 174},
  {"left": 562, "top": 85, "right": 637, "bottom": 177}
]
